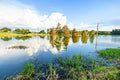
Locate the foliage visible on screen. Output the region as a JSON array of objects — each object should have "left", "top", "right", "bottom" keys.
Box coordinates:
[
  {"left": 1, "top": 37, "right": 12, "bottom": 41},
  {"left": 111, "top": 29, "right": 120, "bottom": 35},
  {"left": 39, "top": 30, "right": 46, "bottom": 34},
  {"left": 62, "top": 25, "right": 70, "bottom": 37},
  {"left": 89, "top": 30, "right": 96, "bottom": 36},
  {"left": 50, "top": 28, "right": 56, "bottom": 36},
  {"left": 98, "top": 31, "right": 111, "bottom": 35},
  {"left": 0, "top": 27, "right": 11, "bottom": 32},
  {"left": 62, "top": 37, "right": 70, "bottom": 49},
  {"left": 72, "top": 36, "right": 80, "bottom": 43},
  {"left": 81, "top": 36, "right": 88, "bottom": 44},
  {"left": 8, "top": 45, "right": 27, "bottom": 49},
  {"left": 89, "top": 35, "right": 95, "bottom": 43},
  {"left": 14, "top": 28, "right": 31, "bottom": 34},
  {"left": 72, "top": 28, "right": 80, "bottom": 37},
  {"left": 56, "top": 23, "right": 63, "bottom": 37},
  {"left": 20, "top": 62, "right": 35, "bottom": 78},
  {"left": 8, "top": 53, "right": 120, "bottom": 80},
  {"left": 15, "top": 36, "right": 31, "bottom": 40},
  {"left": 98, "top": 48, "right": 120, "bottom": 60},
  {"left": 81, "top": 30, "right": 89, "bottom": 36}
]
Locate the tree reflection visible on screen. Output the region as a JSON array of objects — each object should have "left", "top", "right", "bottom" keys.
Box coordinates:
[
  {"left": 62, "top": 37, "right": 70, "bottom": 49},
  {"left": 39, "top": 36, "right": 45, "bottom": 39},
  {"left": 81, "top": 35, "right": 88, "bottom": 44},
  {"left": 50, "top": 35, "right": 62, "bottom": 51},
  {"left": 1, "top": 37, "right": 12, "bottom": 41},
  {"left": 72, "top": 36, "right": 80, "bottom": 43},
  {"left": 89, "top": 35, "right": 95, "bottom": 43},
  {"left": 15, "top": 36, "right": 31, "bottom": 40}
]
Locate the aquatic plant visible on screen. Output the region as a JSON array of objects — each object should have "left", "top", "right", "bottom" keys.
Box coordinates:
[
  {"left": 20, "top": 62, "right": 35, "bottom": 78},
  {"left": 98, "top": 48, "right": 120, "bottom": 61},
  {"left": 7, "top": 53, "right": 120, "bottom": 80}
]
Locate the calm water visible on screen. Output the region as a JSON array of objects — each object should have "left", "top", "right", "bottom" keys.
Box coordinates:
[{"left": 0, "top": 35, "right": 120, "bottom": 77}]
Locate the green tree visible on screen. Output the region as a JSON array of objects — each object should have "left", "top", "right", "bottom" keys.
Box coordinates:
[
  {"left": 50, "top": 28, "right": 56, "bottom": 36},
  {"left": 81, "top": 30, "right": 89, "bottom": 36},
  {"left": 111, "top": 29, "right": 120, "bottom": 35},
  {"left": 56, "top": 23, "right": 62, "bottom": 37},
  {"left": 1, "top": 37, "right": 12, "bottom": 41},
  {"left": 39, "top": 30, "right": 46, "bottom": 34},
  {"left": 14, "top": 28, "right": 31, "bottom": 34},
  {"left": 72, "top": 28, "right": 80, "bottom": 37},
  {"left": 89, "top": 30, "right": 96, "bottom": 36},
  {"left": 0, "top": 27, "right": 11, "bottom": 32},
  {"left": 62, "top": 37, "right": 70, "bottom": 49},
  {"left": 62, "top": 25, "right": 70, "bottom": 37}
]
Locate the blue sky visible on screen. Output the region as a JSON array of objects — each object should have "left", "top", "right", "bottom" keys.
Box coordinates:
[
  {"left": 19, "top": 0, "right": 120, "bottom": 24},
  {"left": 0, "top": 0, "right": 120, "bottom": 31}
]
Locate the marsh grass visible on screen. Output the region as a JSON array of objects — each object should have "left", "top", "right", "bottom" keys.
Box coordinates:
[
  {"left": 7, "top": 53, "right": 120, "bottom": 80},
  {"left": 98, "top": 48, "right": 120, "bottom": 61}
]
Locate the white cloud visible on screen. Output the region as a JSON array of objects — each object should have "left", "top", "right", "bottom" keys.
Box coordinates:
[
  {"left": 77, "top": 22, "right": 120, "bottom": 31},
  {"left": 0, "top": 0, "right": 66, "bottom": 30}
]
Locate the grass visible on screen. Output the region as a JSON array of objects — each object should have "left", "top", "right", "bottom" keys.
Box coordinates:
[
  {"left": 7, "top": 53, "right": 120, "bottom": 80},
  {"left": 98, "top": 48, "right": 120, "bottom": 61},
  {"left": 0, "top": 32, "right": 47, "bottom": 37}
]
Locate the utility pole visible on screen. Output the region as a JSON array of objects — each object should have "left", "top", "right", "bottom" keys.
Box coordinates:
[{"left": 95, "top": 23, "right": 99, "bottom": 51}]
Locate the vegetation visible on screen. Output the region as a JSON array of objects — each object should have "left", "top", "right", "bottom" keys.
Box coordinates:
[
  {"left": 0, "top": 27, "right": 11, "bottom": 32},
  {"left": 62, "top": 25, "right": 70, "bottom": 37},
  {"left": 81, "top": 30, "right": 89, "bottom": 36},
  {"left": 1, "top": 37, "right": 12, "bottom": 41},
  {"left": 15, "top": 36, "right": 31, "bottom": 40},
  {"left": 111, "top": 29, "right": 120, "bottom": 35},
  {"left": 89, "top": 30, "right": 96, "bottom": 36},
  {"left": 98, "top": 31, "right": 111, "bottom": 35},
  {"left": 39, "top": 30, "right": 46, "bottom": 34},
  {"left": 98, "top": 48, "right": 120, "bottom": 61},
  {"left": 8, "top": 53, "right": 120, "bottom": 80},
  {"left": 8, "top": 45, "right": 28, "bottom": 49},
  {"left": 14, "top": 28, "right": 31, "bottom": 34},
  {"left": 72, "top": 28, "right": 80, "bottom": 37}
]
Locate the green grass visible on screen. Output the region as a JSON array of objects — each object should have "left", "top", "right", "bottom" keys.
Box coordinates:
[
  {"left": 98, "top": 48, "right": 120, "bottom": 61},
  {"left": 7, "top": 53, "right": 120, "bottom": 80},
  {"left": 0, "top": 32, "right": 47, "bottom": 37}
]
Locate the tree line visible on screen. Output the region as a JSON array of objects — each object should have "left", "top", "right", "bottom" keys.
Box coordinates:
[{"left": 0, "top": 25, "right": 119, "bottom": 35}]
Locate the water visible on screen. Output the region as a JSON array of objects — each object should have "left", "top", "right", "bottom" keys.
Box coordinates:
[{"left": 0, "top": 35, "right": 120, "bottom": 77}]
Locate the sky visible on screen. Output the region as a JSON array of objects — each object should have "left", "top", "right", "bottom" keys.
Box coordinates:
[{"left": 0, "top": 0, "right": 120, "bottom": 31}]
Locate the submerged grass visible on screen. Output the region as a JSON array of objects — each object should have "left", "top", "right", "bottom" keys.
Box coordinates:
[{"left": 7, "top": 53, "right": 120, "bottom": 80}]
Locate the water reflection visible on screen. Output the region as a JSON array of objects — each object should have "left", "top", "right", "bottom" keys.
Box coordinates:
[
  {"left": 0, "top": 35, "right": 120, "bottom": 77},
  {"left": 15, "top": 36, "right": 31, "bottom": 40},
  {"left": 62, "top": 37, "right": 70, "bottom": 49},
  {"left": 89, "top": 35, "right": 95, "bottom": 43},
  {"left": 50, "top": 35, "right": 62, "bottom": 52},
  {"left": 1, "top": 37, "right": 12, "bottom": 41},
  {"left": 1, "top": 35, "right": 120, "bottom": 56},
  {"left": 81, "top": 36, "right": 88, "bottom": 44},
  {"left": 72, "top": 36, "right": 80, "bottom": 43}
]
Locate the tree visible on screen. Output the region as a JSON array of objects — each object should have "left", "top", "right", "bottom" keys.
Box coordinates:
[
  {"left": 72, "top": 28, "right": 80, "bottom": 37},
  {"left": 0, "top": 27, "right": 11, "bottom": 32},
  {"left": 1, "top": 37, "right": 12, "bottom": 41},
  {"left": 81, "top": 30, "right": 89, "bottom": 36},
  {"left": 62, "top": 25, "right": 70, "bottom": 37},
  {"left": 89, "top": 30, "right": 96, "bottom": 36},
  {"left": 56, "top": 23, "right": 62, "bottom": 37},
  {"left": 39, "top": 30, "right": 46, "bottom": 34},
  {"left": 50, "top": 28, "right": 56, "bottom": 36},
  {"left": 111, "top": 29, "right": 120, "bottom": 35},
  {"left": 14, "top": 28, "right": 31, "bottom": 34}
]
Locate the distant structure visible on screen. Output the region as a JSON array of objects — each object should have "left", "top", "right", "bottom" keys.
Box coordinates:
[{"left": 95, "top": 23, "right": 99, "bottom": 51}]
